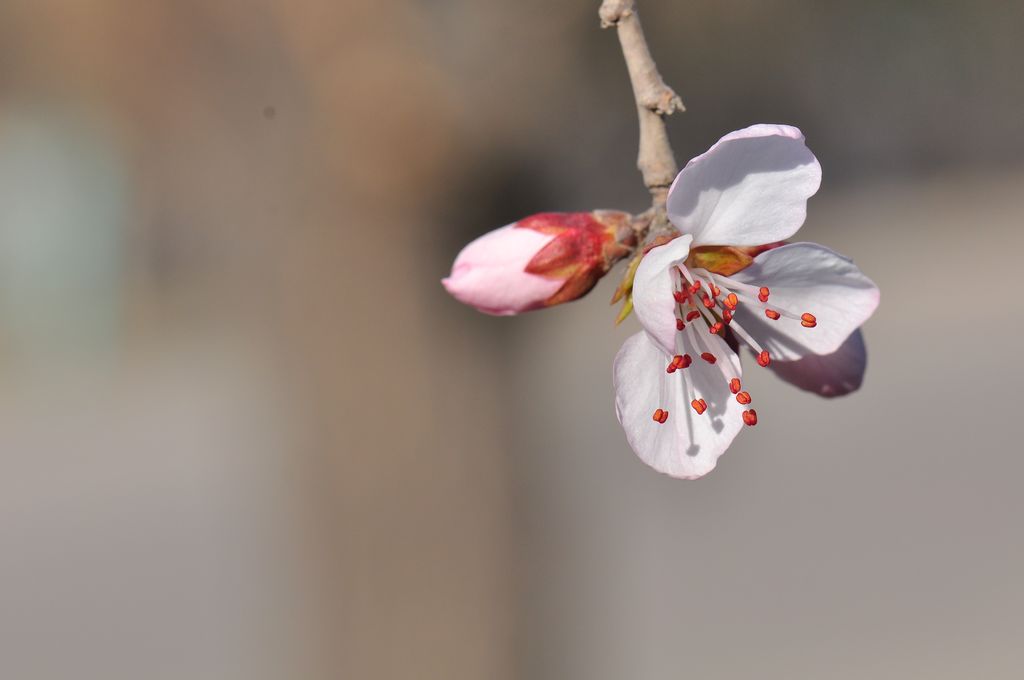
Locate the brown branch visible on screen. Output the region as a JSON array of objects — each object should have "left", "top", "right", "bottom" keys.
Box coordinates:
[{"left": 599, "top": 0, "right": 682, "bottom": 213}]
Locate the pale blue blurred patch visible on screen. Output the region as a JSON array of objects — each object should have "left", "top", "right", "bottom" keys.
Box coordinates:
[{"left": 0, "top": 104, "right": 128, "bottom": 368}]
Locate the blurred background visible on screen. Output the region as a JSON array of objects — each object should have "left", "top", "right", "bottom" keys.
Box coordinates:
[{"left": 0, "top": 1, "right": 1022, "bottom": 678}]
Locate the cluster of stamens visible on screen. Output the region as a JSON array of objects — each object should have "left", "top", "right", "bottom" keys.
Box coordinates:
[{"left": 652, "top": 259, "right": 820, "bottom": 429}]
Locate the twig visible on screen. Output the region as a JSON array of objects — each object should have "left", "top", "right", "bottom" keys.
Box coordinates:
[{"left": 599, "top": 0, "right": 682, "bottom": 214}]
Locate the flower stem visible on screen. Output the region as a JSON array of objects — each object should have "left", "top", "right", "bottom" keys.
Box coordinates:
[{"left": 599, "top": 0, "right": 682, "bottom": 221}]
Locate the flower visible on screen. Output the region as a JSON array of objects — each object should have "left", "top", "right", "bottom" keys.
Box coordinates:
[
  {"left": 443, "top": 211, "right": 632, "bottom": 315},
  {"left": 613, "top": 124, "right": 879, "bottom": 479}
]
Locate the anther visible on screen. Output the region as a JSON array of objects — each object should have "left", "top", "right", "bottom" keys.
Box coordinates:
[
  {"left": 678, "top": 353, "right": 692, "bottom": 368},
  {"left": 736, "top": 391, "right": 752, "bottom": 405},
  {"left": 652, "top": 408, "right": 669, "bottom": 424},
  {"left": 686, "top": 310, "right": 701, "bottom": 322},
  {"left": 709, "top": 322, "right": 723, "bottom": 335},
  {"left": 724, "top": 293, "right": 739, "bottom": 310},
  {"left": 673, "top": 290, "right": 686, "bottom": 303},
  {"left": 765, "top": 309, "right": 781, "bottom": 320},
  {"left": 676, "top": 318, "right": 685, "bottom": 331},
  {"left": 700, "top": 352, "right": 717, "bottom": 364},
  {"left": 729, "top": 378, "right": 741, "bottom": 394},
  {"left": 801, "top": 312, "right": 817, "bottom": 328},
  {"left": 758, "top": 287, "right": 770, "bottom": 303},
  {"left": 691, "top": 399, "right": 707, "bottom": 415},
  {"left": 710, "top": 283, "right": 721, "bottom": 298},
  {"left": 742, "top": 409, "right": 758, "bottom": 426},
  {"left": 689, "top": 281, "right": 702, "bottom": 294},
  {"left": 702, "top": 294, "right": 715, "bottom": 309},
  {"left": 722, "top": 309, "right": 733, "bottom": 323},
  {"left": 757, "top": 350, "right": 771, "bottom": 367}
]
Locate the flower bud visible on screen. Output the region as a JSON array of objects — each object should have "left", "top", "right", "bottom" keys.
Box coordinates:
[{"left": 442, "top": 211, "right": 633, "bottom": 315}]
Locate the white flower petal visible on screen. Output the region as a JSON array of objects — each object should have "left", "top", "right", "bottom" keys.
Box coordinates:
[
  {"left": 631, "top": 234, "right": 693, "bottom": 354},
  {"left": 731, "top": 242, "right": 879, "bottom": 360},
  {"left": 667, "top": 124, "right": 821, "bottom": 246},
  {"left": 769, "top": 329, "right": 867, "bottom": 397},
  {"left": 613, "top": 330, "right": 744, "bottom": 480}
]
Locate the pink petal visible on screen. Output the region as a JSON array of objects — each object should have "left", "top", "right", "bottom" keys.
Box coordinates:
[
  {"left": 667, "top": 124, "right": 821, "bottom": 246},
  {"left": 768, "top": 330, "right": 867, "bottom": 397},
  {"left": 442, "top": 224, "right": 564, "bottom": 315}
]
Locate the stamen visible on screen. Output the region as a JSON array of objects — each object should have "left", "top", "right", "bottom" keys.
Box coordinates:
[
  {"left": 652, "top": 408, "right": 669, "bottom": 424},
  {"left": 723, "top": 293, "right": 738, "bottom": 310},
  {"left": 701, "top": 294, "right": 715, "bottom": 309},
  {"left": 801, "top": 312, "right": 817, "bottom": 328},
  {"left": 676, "top": 318, "right": 685, "bottom": 331},
  {"left": 673, "top": 290, "right": 686, "bottom": 303},
  {"left": 742, "top": 409, "right": 758, "bottom": 426},
  {"left": 689, "top": 281, "right": 702, "bottom": 295},
  {"left": 700, "top": 352, "right": 717, "bottom": 364},
  {"left": 668, "top": 354, "right": 691, "bottom": 371},
  {"left": 686, "top": 310, "right": 701, "bottom": 322},
  {"left": 691, "top": 399, "right": 707, "bottom": 415},
  {"left": 757, "top": 350, "right": 771, "bottom": 367},
  {"left": 722, "top": 309, "right": 733, "bottom": 324},
  {"left": 758, "top": 287, "right": 770, "bottom": 303},
  {"left": 710, "top": 283, "right": 721, "bottom": 298},
  {"left": 736, "top": 391, "right": 752, "bottom": 405},
  {"left": 765, "top": 309, "right": 781, "bottom": 320},
  {"left": 709, "top": 322, "right": 723, "bottom": 335},
  {"left": 729, "top": 378, "right": 741, "bottom": 394}
]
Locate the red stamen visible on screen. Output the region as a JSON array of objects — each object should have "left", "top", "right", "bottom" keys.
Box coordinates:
[
  {"left": 689, "top": 281, "right": 702, "bottom": 294},
  {"left": 702, "top": 294, "right": 715, "bottom": 309},
  {"left": 673, "top": 290, "right": 686, "bottom": 303},
  {"left": 678, "top": 354, "right": 692, "bottom": 368},
  {"left": 676, "top": 318, "right": 685, "bottom": 331},
  {"left": 724, "top": 293, "right": 738, "bottom": 310},
  {"left": 765, "top": 309, "right": 781, "bottom": 320},
  {"left": 691, "top": 399, "right": 707, "bottom": 415},
  {"left": 710, "top": 283, "right": 721, "bottom": 298},
  {"left": 736, "top": 391, "right": 752, "bottom": 405},
  {"left": 801, "top": 312, "right": 817, "bottom": 328},
  {"left": 709, "top": 322, "right": 723, "bottom": 335},
  {"left": 758, "top": 287, "right": 770, "bottom": 303},
  {"left": 700, "top": 352, "right": 717, "bottom": 364},
  {"left": 722, "top": 309, "right": 733, "bottom": 323},
  {"left": 653, "top": 408, "right": 664, "bottom": 422},
  {"left": 666, "top": 363, "right": 676, "bottom": 374},
  {"left": 729, "top": 378, "right": 741, "bottom": 394},
  {"left": 757, "top": 350, "right": 771, "bottom": 367},
  {"left": 742, "top": 409, "right": 758, "bottom": 426},
  {"left": 686, "top": 310, "right": 701, "bottom": 322}
]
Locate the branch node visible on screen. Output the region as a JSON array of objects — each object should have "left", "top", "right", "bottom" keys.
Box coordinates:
[{"left": 598, "top": 0, "right": 633, "bottom": 28}]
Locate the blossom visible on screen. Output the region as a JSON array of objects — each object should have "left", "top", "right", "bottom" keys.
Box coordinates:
[
  {"left": 614, "top": 124, "right": 879, "bottom": 479},
  {"left": 443, "top": 211, "right": 632, "bottom": 315}
]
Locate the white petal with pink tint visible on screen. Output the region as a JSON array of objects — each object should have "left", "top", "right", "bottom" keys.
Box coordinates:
[
  {"left": 613, "top": 330, "right": 743, "bottom": 480},
  {"left": 730, "top": 242, "right": 879, "bottom": 360},
  {"left": 630, "top": 234, "right": 692, "bottom": 354},
  {"left": 667, "top": 124, "right": 821, "bottom": 247},
  {"left": 769, "top": 330, "right": 867, "bottom": 397},
  {"left": 442, "top": 224, "right": 564, "bottom": 315}
]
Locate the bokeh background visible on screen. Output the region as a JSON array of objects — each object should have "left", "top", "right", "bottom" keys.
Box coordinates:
[{"left": 1, "top": 1, "right": 1022, "bottom": 678}]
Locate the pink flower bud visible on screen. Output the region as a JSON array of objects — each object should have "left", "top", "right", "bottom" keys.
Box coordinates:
[{"left": 442, "top": 211, "right": 632, "bottom": 315}]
